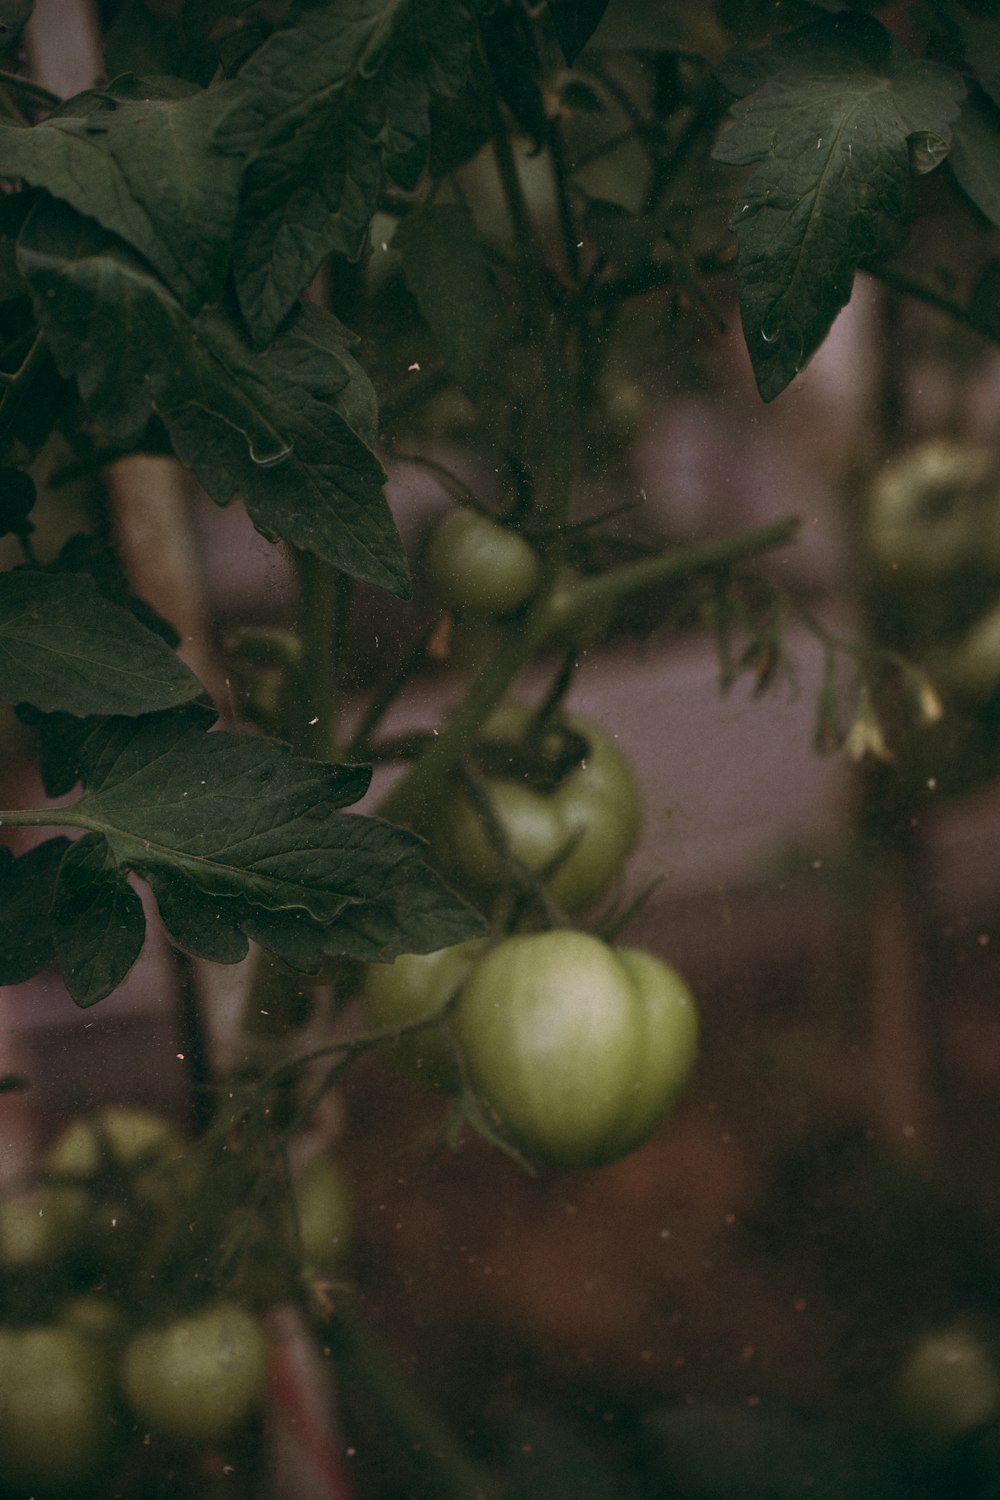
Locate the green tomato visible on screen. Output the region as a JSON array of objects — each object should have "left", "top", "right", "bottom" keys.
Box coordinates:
[
  {"left": 0, "top": 1323, "right": 115, "bottom": 1494},
  {"left": 425, "top": 508, "right": 540, "bottom": 617},
  {"left": 292, "top": 1157, "right": 355, "bottom": 1273},
  {"left": 44, "top": 1106, "right": 193, "bottom": 1209},
  {"left": 930, "top": 599, "right": 1000, "bottom": 707},
  {"left": 896, "top": 1325, "right": 1000, "bottom": 1451},
  {"left": 360, "top": 938, "right": 489, "bottom": 1092},
  {"left": 430, "top": 701, "right": 641, "bottom": 913},
  {"left": 120, "top": 1301, "right": 269, "bottom": 1445},
  {"left": 866, "top": 440, "right": 1000, "bottom": 582},
  {"left": 453, "top": 930, "right": 698, "bottom": 1168},
  {"left": 0, "top": 1184, "right": 77, "bottom": 1270}
]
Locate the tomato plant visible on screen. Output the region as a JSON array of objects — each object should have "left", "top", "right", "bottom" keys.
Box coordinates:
[
  {"left": 1, "top": 2, "right": 999, "bottom": 1495},
  {"left": 120, "top": 1301, "right": 269, "bottom": 1445},
  {"left": 425, "top": 508, "right": 541, "bottom": 618},
  {"left": 429, "top": 701, "right": 641, "bottom": 914},
  {"left": 453, "top": 930, "right": 698, "bottom": 1168},
  {"left": 0, "top": 1322, "right": 116, "bottom": 1494}
]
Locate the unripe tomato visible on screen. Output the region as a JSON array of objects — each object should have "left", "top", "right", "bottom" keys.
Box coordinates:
[
  {"left": 360, "top": 937, "right": 489, "bottom": 1092},
  {"left": 425, "top": 508, "right": 540, "bottom": 617},
  {"left": 120, "top": 1301, "right": 268, "bottom": 1445},
  {"left": 0, "top": 1322, "right": 115, "bottom": 1493},
  {"left": 866, "top": 440, "right": 1000, "bottom": 581},
  {"left": 42, "top": 1107, "right": 194, "bottom": 1263},
  {"left": 292, "top": 1157, "right": 355, "bottom": 1273},
  {"left": 896, "top": 1324, "right": 1000, "bottom": 1451},
  {"left": 930, "top": 599, "right": 1000, "bottom": 707},
  {"left": 430, "top": 701, "right": 640, "bottom": 913},
  {"left": 45, "top": 1106, "right": 192, "bottom": 1208},
  {"left": 453, "top": 930, "right": 698, "bottom": 1168},
  {"left": 0, "top": 1183, "right": 76, "bottom": 1270}
]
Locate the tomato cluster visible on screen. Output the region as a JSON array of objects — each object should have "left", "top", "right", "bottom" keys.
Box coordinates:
[
  {"left": 0, "top": 1106, "right": 353, "bottom": 1495},
  {"left": 362, "top": 929, "right": 698, "bottom": 1170}
]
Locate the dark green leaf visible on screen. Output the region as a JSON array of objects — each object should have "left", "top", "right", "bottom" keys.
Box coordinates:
[
  {"left": 0, "top": 0, "right": 31, "bottom": 58},
  {"left": 14, "top": 707, "right": 94, "bottom": 798},
  {"left": 481, "top": 4, "right": 547, "bottom": 147},
  {"left": 18, "top": 201, "right": 408, "bottom": 594},
  {"left": 212, "top": 0, "right": 479, "bottom": 344},
  {"left": 52, "top": 832, "right": 146, "bottom": 1008},
  {"left": 0, "top": 467, "right": 35, "bottom": 538},
  {"left": 0, "top": 570, "right": 203, "bottom": 715},
  {"left": 316, "top": 840, "right": 489, "bottom": 963},
  {"left": 52, "top": 534, "right": 181, "bottom": 649},
  {"left": 947, "top": 3, "right": 1000, "bottom": 111},
  {"left": 36, "top": 706, "right": 484, "bottom": 1001},
  {"left": 0, "top": 837, "right": 68, "bottom": 985},
  {"left": 713, "top": 17, "right": 965, "bottom": 400},
  {"left": 142, "top": 864, "right": 250, "bottom": 965},
  {"left": 395, "top": 204, "right": 503, "bottom": 396},
  {"left": 546, "top": 0, "right": 609, "bottom": 65},
  {"left": 102, "top": 2, "right": 185, "bottom": 83},
  {"left": 0, "top": 80, "right": 242, "bottom": 312},
  {"left": 949, "top": 89, "right": 1000, "bottom": 226}
]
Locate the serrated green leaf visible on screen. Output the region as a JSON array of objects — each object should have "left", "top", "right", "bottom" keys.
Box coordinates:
[
  {"left": 395, "top": 204, "right": 502, "bottom": 396},
  {"left": 714, "top": 17, "right": 965, "bottom": 400},
  {"left": 37, "top": 706, "right": 484, "bottom": 1001},
  {"left": 546, "top": 0, "right": 609, "bottom": 65},
  {"left": 213, "top": 0, "right": 478, "bottom": 344},
  {"left": 950, "top": 90, "right": 1000, "bottom": 227},
  {"left": 0, "top": 80, "right": 241, "bottom": 312},
  {"left": 0, "top": 570, "right": 203, "bottom": 715},
  {"left": 0, "top": 838, "right": 68, "bottom": 985},
  {"left": 17, "top": 201, "right": 408, "bottom": 594},
  {"left": 52, "top": 832, "right": 146, "bottom": 1008}
]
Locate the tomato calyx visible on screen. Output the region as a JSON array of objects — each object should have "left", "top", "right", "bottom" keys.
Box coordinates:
[{"left": 472, "top": 719, "right": 590, "bottom": 792}]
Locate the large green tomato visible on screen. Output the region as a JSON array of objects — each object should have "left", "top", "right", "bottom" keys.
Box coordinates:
[
  {"left": 120, "top": 1301, "right": 269, "bottom": 1445},
  {"left": 453, "top": 930, "right": 698, "bottom": 1168},
  {"left": 359, "top": 938, "right": 488, "bottom": 1092},
  {"left": 0, "top": 1323, "right": 115, "bottom": 1494},
  {"left": 425, "top": 508, "right": 540, "bottom": 617},
  {"left": 896, "top": 1325, "right": 1000, "bottom": 1451},
  {"left": 430, "top": 701, "right": 641, "bottom": 914}
]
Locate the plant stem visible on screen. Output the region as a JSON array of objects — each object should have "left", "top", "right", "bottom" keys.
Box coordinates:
[
  {"left": 381, "top": 528, "right": 798, "bottom": 830},
  {"left": 288, "top": 550, "right": 348, "bottom": 759},
  {"left": 544, "top": 517, "right": 800, "bottom": 631},
  {"left": 0, "top": 806, "right": 88, "bottom": 828},
  {"left": 873, "top": 266, "right": 995, "bottom": 345}
]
